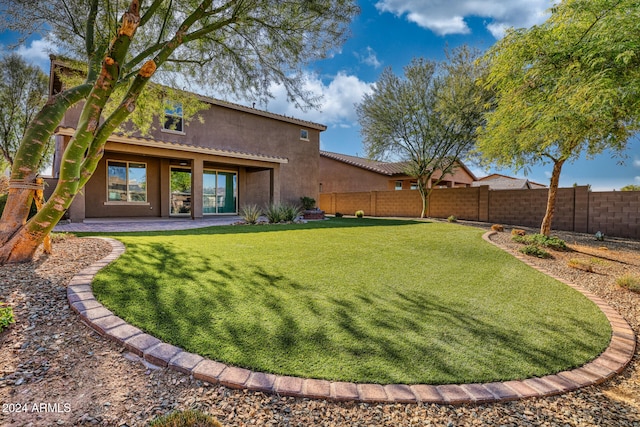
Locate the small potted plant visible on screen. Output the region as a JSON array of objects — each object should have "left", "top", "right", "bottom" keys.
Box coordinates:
[{"left": 300, "top": 196, "right": 325, "bottom": 220}]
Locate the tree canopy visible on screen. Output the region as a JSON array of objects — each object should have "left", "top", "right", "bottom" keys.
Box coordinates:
[
  {"left": 0, "top": 0, "right": 359, "bottom": 263},
  {"left": 620, "top": 184, "right": 640, "bottom": 191},
  {"left": 356, "top": 46, "right": 490, "bottom": 217},
  {"left": 0, "top": 53, "right": 49, "bottom": 172},
  {"left": 477, "top": 0, "right": 640, "bottom": 235}
]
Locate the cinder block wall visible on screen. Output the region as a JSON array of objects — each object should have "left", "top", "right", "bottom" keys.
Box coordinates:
[
  {"left": 429, "top": 187, "right": 480, "bottom": 220},
  {"left": 375, "top": 191, "right": 422, "bottom": 217},
  {"left": 319, "top": 186, "right": 639, "bottom": 239},
  {"left": 589, "top": 191, "right": 640, "bottom": 238}
]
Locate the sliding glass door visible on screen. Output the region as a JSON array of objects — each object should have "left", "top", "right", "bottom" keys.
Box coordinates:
[{"left": 203, "top": 170, "right": 237, "bottom": 214}]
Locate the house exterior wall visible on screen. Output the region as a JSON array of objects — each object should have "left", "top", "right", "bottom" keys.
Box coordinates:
[{"left": 56, "top": 97, "right": 322, "bottom": 220}]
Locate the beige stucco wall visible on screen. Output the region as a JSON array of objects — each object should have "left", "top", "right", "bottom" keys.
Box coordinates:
[
  {"left": 57, "top": 98, "right": 322, "bottom": 219},
  {"left": 319, "top": 155, "right": 476, "bottom": 194},
  {"left": 319, "top": 156, "right": 391, "bottom": 193}
]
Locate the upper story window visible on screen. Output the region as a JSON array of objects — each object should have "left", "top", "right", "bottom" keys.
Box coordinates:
[
  {"left": 163, "top": 101, "right": 184, "bottom": 133},
  {"left": 107, "top": 160, "right": 147, "bottom": 202},
  {"left": 395, "top": 180, "right": 403, "bottom": 191},
  {"left": 300, "top": 129, "right": 309, "bottom": 140},
  {"left": 410, "top": 181, "right": 418, "bottom": 190}
]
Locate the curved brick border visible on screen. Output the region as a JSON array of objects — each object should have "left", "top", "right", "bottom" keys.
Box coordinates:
[{"left": 68, "top": 235, "right": 636, "bottom": 404}]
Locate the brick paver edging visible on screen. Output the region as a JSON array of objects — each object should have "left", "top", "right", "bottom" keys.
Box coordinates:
[{"left": 68, "top": 235, "right": 636, "bottom": 405}]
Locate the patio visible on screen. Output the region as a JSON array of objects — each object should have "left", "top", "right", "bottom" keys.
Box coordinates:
[{"left": 53, "top": 216, "right": 243, "bottom": 233}]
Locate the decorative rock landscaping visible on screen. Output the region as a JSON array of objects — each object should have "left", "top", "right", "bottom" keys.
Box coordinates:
[
  {"left": 67, "top": 236, "right": 635, "bottom": 405},
  {"left": 2, "top": 227, "right": 639, "bottom": 426}
]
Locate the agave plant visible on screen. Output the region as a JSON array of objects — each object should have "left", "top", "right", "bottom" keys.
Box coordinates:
[{"left": 239, "top": 204, "right": 262, "bottom": 224}]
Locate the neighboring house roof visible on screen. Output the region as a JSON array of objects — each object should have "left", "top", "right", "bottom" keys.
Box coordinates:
[
  {"left": 471, "top": 177, "right": 546, "bottom": 190},
  {"left": 320, "top": 151, "right": 408, "bottom": 175},
  {"left": 320, "top": 151, "right": 478, "bottom": 180},
  {"left": 477, "top": 173, "right": 546, "bottom": 189},
  {"left": 55, "top": 126, "right": 289, "bottom": 164}
]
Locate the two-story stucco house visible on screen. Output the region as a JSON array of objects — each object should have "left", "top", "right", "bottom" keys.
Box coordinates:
[{"left": 48, "top": 57, "right": 325, "bottom": 222}]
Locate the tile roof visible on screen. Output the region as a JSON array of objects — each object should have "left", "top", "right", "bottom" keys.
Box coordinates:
[
  {"left": 478, "top": 174, "right": 546, "bottom": 188},
  {"left": 471, "top": 177, "right": 546, "bottom": 190},
  {"left": 320, "top": 151, "right": 409, "bottom": 175}
]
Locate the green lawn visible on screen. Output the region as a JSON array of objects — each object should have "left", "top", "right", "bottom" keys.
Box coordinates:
[{"left": 90, "top": 218, "right": 611, "bottom": 385}]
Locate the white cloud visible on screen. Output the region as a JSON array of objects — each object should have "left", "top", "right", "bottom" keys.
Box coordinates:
[
  {"left": 375, "top": 0, "right": 556, "bottom": 38},
  {"left": 635, "top": 176, "right": 640, "bottom": 183},
  {"left": 265, "top": 72, "right": 374, "bottom": 127},
  {"left": 15, "top": 38, "right": 58, "bottom": 70},
  {"left": 633, "top": 158, "right": 640, "bottom": 168},
  {"left": 355, "top": 47, "right": 382, "bottom": 68}
]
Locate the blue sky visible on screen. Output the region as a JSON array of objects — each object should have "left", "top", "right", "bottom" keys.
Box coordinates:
[{"left": 2, "top": 0, "right": 639, "bottom": 190}]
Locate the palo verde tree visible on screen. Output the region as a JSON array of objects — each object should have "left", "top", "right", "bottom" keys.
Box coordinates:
[
  {"left": 0, "top": 0, "right": 358, "bottom": 263},
  {"left": 0, "top": 53, "right": 50, "bottom": 172},
  {"left": 356, "top": 46, "right": 490, "bottom": 218},
  {"left": 477, "top": 0, "right": 640, "bottom": 236}
]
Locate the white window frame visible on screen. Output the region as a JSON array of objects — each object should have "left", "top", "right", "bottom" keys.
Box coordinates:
[{"left": 300, "top": 129, "right": 309, "bottom": 140}]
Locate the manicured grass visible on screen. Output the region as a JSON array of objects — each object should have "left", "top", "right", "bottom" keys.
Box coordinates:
[{"left": 90, "top": 218, "right": 611, "bottom": 385}]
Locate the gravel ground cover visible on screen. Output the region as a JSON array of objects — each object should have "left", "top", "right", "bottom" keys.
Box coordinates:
[{"left": 0, "top": 227, "right": 639, "bottom": 426}]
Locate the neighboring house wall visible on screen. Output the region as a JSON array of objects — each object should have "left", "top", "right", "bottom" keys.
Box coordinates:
[
  {"left": 53, "top": 79, "right": 323, "bottom": 221},
  {"left": 319, "top": 151, "right": 476, "bottom": 194},
  {"left": 319, "top": 155, "right": 391, "bottom": 193},
  {"left": 319, "top": 186, "right": 640, "bottom": 239}
]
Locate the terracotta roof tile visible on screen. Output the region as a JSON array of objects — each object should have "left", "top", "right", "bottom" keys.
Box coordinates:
[{"left": 320, "top": 151, "right": 408, "bottom": 176}]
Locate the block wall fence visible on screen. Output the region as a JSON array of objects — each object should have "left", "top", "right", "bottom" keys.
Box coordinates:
[{"left": 319, "top": 186, "right": 640, "bottom": 239}]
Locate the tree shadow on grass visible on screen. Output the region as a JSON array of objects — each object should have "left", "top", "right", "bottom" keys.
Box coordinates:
[{"left": 93, "top": 240, "right": 611, "bottom": 385}]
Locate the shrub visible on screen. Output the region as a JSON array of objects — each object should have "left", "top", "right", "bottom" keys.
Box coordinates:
[
  {"left": 355, "top": 210, "right": 364, "bottom": 218},
  {"left": 567, "top": 258, "right": 594, "bottom": 273},
  {"left": 519, "top": 244, "right": 552, "bottom": 259},
  {"left": 264, "top": 203, "right": 301, "bottom": 223},
  {"left": 447, "top": 215, "right": 457, "bottom": 223},
  {"left": 491, "top": 224, "right": 504, "bottom": 232},
  {"left": 239, "top": 204, "right": 262, "bottom": 224},
  {"left": 529, "top": 234, "right": 567, "bottom": 251},
  {"left": 299, "top": 196, "right": 316, "bottom": 210},
  {"left": 264, "top": 203, "right": 284, "bottom": 223},
  {"left": 616, "top": 274, "right": 640, "bottom": 293},
  {"left": 280, "top": 204, "right": 302, "bottom": 222},
  {"left": 0, "top": 303, "right": 15, "bottom": 332},
  {"left": 334, "top": 212, "right": 343, "bottom": 218},
  {"left": 512, "top": 233, "right": 567, "bottom": 251},
  {"left": 149, "top": 409, "right": 222, "bottom": 427}
]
